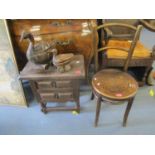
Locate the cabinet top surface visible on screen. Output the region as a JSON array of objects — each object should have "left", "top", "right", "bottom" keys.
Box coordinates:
[{"left": 20, "top": 55, "right": 85, "bottom": 80}]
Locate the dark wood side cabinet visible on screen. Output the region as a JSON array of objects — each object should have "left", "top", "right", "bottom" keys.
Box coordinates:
[{"left": 19, "top": 55, "right": 85, "bottom": 113}]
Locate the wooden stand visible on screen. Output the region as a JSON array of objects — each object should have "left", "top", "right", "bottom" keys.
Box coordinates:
[{"left": 20, "top": 55, "right": 85, "bottom": 113}]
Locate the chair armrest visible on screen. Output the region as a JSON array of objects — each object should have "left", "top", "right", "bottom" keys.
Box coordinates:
[{"left": 98, "top": 47, "right": 129, "bottom": 53}]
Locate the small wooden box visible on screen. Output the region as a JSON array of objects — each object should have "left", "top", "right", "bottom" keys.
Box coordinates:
[{"left": 20, "top": 55, "right": 85, "bottom": 113}]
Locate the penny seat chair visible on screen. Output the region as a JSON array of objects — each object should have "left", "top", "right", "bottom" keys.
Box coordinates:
[{"left": 91, "top": 24, "right": 143, "bottom": 127}]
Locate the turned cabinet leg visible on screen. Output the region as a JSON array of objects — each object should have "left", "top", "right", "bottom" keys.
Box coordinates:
[
  {"left": 91, "top": 92, "right": 95, "bottom": 100},
  {"left": 76, "top": 99, "right": 80, "bottom": 113},
  {"left": 75, "top": 82, "right": 80, "bottom": 113},
  {"left": 40, "top": 102, "right": 47, "bottom": 114},
  {"left": 94, "top": 97, "right": 102, "bottom": 127},
  {"left": 123, "top": 97, "right": 134, "bottom": 127}
]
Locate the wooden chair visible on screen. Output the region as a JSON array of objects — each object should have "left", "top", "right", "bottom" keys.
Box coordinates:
[
  {"left": 139, "top": 19, "right": 155, "bottom": 32},
  {"left": 91, "top": 24, "right": 143, "bottom": 127},
  {"left": 98, "top": 20, "right": 155, "bottom": 86}
]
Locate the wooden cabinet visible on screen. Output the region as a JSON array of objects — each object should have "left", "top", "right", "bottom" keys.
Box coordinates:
[
  {"left": 19, "top": 55, "right": 85, "bottom": 113},
  {"left": 8, "top": 19, "right": 98, "bottom": 76}
]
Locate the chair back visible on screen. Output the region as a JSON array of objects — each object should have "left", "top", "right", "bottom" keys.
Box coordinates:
[{"left": 95, "top": 23, "right": 143, "bottom": 72}]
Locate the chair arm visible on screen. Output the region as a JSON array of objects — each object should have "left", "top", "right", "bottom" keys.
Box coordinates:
[
  {"left": 98, "top": 47, "right": 129, "bottom": 53},
  {"left": 97, "top": 23, "right": 137, "bottom": 31}
]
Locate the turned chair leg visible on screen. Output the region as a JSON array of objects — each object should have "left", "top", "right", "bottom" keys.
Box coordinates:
[
  {"left": 142, "top": 66, "right": 152, "bottom": 84},
  {"left": 123, "top": 97, "right": 134, "bottom": 127},
  {"left": 91, "top": 92, "right": 95, "bottom": 100},
  {"left": 94, "top": 97, "right": 102, "bottom": 127}
]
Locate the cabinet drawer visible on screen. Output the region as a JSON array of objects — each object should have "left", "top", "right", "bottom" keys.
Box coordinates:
[
  {"left": 58, "top": 92, "right": 73, "bottom": 99},
  {"left": 56, "top": 80, "right": 72, "bottom": 88},
  {"left": 37, "top": 81, "right": 56, "bottom": 89},
  {"left": 40, "top": 92, "right": 56, "bottom": 101},
  {"left": 39, "top": 91, "right": 74, "bottom": 101},
  {"left": 37, "top": 80, "right": 73, "bottom": 90},
  {"left": 10, "top": 19, "right": 86, "bottom": 36}
]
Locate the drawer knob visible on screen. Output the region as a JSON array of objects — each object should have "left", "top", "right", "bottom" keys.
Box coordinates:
[
  {"left": 51, "top": 82, "right": 56, "bottom": 87},
  {"left": 51, "top": 21, "right": 61, "bottom": 26},
  {"left": 65, "top": 20, "right": 72, "bottom": 25},
  {"left": 51, "top": 20, "right": 72, "bottom": 27},
  {"left": 55, "top": 40, "right": 72, "bottom": 46},
  {"left": 54, "top": 93, "right": 59, "bottom": 99}
]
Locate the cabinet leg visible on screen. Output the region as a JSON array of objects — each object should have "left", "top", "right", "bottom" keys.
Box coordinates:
[
  {"left": 40, "top": 102, "right": 47, "bottom": 114},
  {"left": 41, "top": 108, "right": 47, "bottom": 114},
  {"left": 76, "top": 99, "right": 80, "bottom": 113}
]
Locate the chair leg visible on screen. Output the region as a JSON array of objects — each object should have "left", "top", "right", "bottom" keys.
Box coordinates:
[
  {"left": 142, "top": 65, "right": 152, "bottom": 84},
  {"left": 91, "top": 92, "right": 94, "bottom": 100},
  {"left": 123, "top": 97, "right": 134, "bottom": 127},
  {"left": 94, "top": 97, "right": 102, "bottom": 127}
]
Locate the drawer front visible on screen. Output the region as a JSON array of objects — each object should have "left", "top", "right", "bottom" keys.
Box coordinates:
[
  {"left": 56, "top": 80, "right": 72, "bottom": 88},
  {"left": 36, "top": 80, "right": 73, "bottom": 90},
  {"left": 58, "top": 92, "right": 73, "bottom": 99},
  {"left": 39, "top": 91, "right": 74, "bottom": 102},
  {"left": 10, "top": 19, "right": 88, "bottom": 36},
  {"left": 40, "top": 92, "right": 56, "bottom": 101},
  {"left": 37, "top": 81, "right": 56, "bottom": 89}
]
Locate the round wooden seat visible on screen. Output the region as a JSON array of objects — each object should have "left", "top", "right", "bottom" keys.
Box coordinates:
[{"left": 92, "top": 69, "right": 138, "bottom": 100}]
